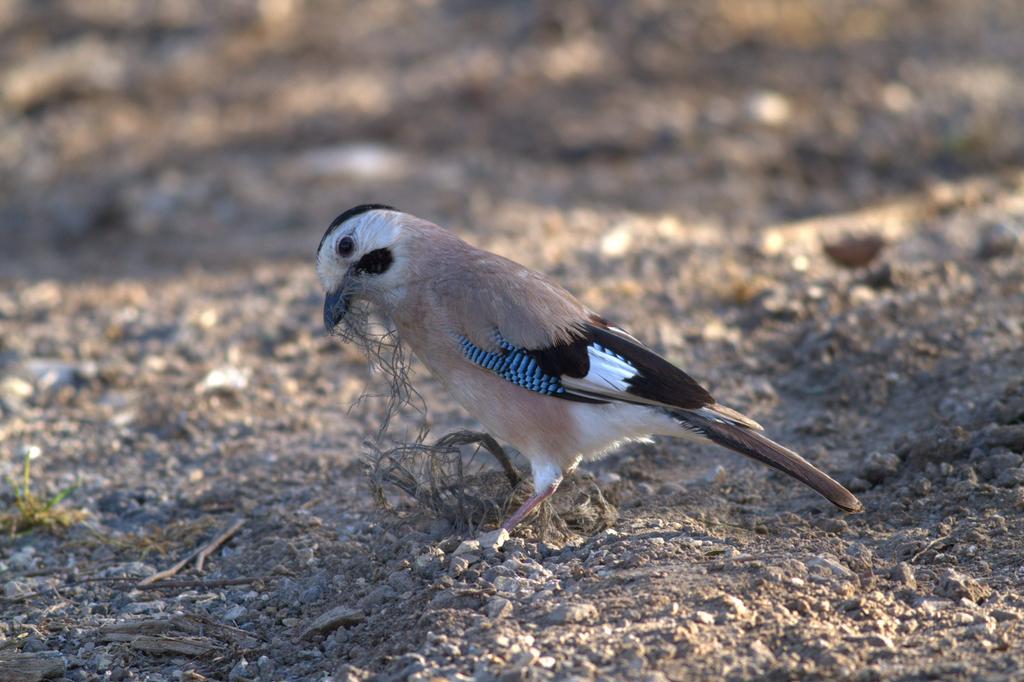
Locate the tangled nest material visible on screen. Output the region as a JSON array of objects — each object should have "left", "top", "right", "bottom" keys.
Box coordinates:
[{"left": 331, "top": 300, "right": 618, "bottom": 542}]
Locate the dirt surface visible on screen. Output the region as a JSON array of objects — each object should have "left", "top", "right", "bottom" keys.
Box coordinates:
[{"left": 2, "top": 2, "right": 1024, "bottom": 680}]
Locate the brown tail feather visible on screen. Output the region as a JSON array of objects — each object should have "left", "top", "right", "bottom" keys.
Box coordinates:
[{"left": 678, "top": 412, "right": 864, "bottom": 513}]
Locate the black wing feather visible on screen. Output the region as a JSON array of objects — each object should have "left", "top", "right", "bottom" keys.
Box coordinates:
[
  {"left": 586, "top": 324, "right": 713, "bottom": 410},
  {"left": 513, "top": 320, "right": 714, "bottom": 410}
]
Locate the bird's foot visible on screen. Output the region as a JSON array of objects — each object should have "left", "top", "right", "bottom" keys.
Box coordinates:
[{"left": 500, "top": 477, "right": 562, "bottom": 532}]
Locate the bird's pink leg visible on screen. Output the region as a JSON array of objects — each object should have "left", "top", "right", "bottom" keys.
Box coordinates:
[{"left": 500, "top": 476, "right": 562, "bottom": 531}]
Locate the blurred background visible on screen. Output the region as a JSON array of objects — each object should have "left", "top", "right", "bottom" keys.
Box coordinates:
[
  {"left": 2, "top": 4, "right": 1024, "bottom": 679},
  {"left": 3, "top": 0, "right": 1024, "bottom": 279}
]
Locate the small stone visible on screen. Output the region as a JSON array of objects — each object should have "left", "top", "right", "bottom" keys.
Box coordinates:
[
  {"left": 491, "top": 575, "right": 522, "bottom": 594},
  {"left": 719, "top": 595, "right": 749, "bottom": 618},
  {"left": 844, "top": 542, "right": 875, "bottom": 572},
  {"left": 749, "top": 639, "right": 776, "bottom": 666},
  {"left": 847, "top": 477, "right": 870, "bottom": 493},
  {"left": 996, "top": 467, "right": 1024, "bottom": 488},
  {"left": 224, "top": 605, "right": 247, "bottom": 621},
  {"left": 300, "top": 584, "right": 323, "bottom": 604},
  {"left": 256, "top": 655, "right": 275, "bottom": 680},
  {"left": 357, "top": 584, "right": 397, "bottom": 609},
  {"left": 544, "top": 602, "right": 598, "bottom": 625},
  {"left": 918, "top": 597, "right": 953, "bottom": 614},
  {"left": 992, "top": 609, "right": 1021, "bottom": 622},
  {"left": 487, "top": 597, "right": 514, "bottom": 619},
  {"left": 477, "top": 528, "right": 510, "bottom": 553},
  {"left": 1, "top": 376, "right": 33, "bottom": 399},
  {"left": 452, "top": 539, "right": 481, "bottom": 557},
  {"left": 934, "top": 568, "right": 992, "bottom": 603},
  {"left": 864, "top": 451, "right": 901, "bottom": 484},
  {"left": 805, "top": 555, "right": 855, "bottom": 580},
  {"left": 228, "top": 658, "right": 250, "bottom": 682},
  {"left": 449, "top": 556, "right": 471, "bottom": 576},
  {"left": 395, "top": 653, "right": 427, "bottom": 678},
  {"left": 20, "top": 637, "right": 47, "bottom": 653},
  {"left": 977, "top": 220, "right": 1021, "bottom": 259},
  {"left": 300, "top": 606, "right": 364, "bottom": 639},
  {"left": 4, "top": 580, "right": 34, "bottom": 598},
  {"left": 26, "top": 359, "right": 84, "bottom": 392},
  {"left": 414, "top": 547, "right": 445, "bottom": 576},
  {"left": 912, "top": 478, "right": 932, "bottom": 496},
  {"left": 824, "top": 234, "right": 885, "bottom": 269},
  {"left": 889, "top": 562, "right": 917, "bottom": 589},
  {"left": 863, "top": 634, "right": 895, "bottom": 650},
  {"left": 197, "top": 366, "right": 249, "bottom": 394},
  {"left": 746, "top": 91, "right": 791, "bottom": 126},
  {"left": 429, "top": 589, "right": 456, "bottom": 609},
  {"left": 9, "top": 545, "right": 37, "bottom": 570},
  {"left": 820, "top": 518, "right": 848, "bottom": 535},
  {"left": 694, "top": 611, "right": 715, "bottom": 625}
]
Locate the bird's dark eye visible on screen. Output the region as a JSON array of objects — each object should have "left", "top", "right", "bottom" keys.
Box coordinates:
[{"left": 336, "top": 236, "right": 355, "bottom": 258}]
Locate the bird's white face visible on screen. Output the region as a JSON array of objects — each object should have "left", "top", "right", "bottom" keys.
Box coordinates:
[{"left": 316, "top": 205, "right": 408, "bottom": 332}]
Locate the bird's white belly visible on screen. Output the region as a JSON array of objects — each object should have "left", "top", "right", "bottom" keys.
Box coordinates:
[
  {"left": 437, "top": 362, "right": 683, "bottom": 462},
  {"left": 567, "top": 401, "right": 686, "bottom": 461}
]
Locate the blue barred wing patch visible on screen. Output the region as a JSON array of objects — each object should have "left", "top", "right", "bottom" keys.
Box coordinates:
[
  {"left": 460, "top": 321, "right": 714, "bottom": 410},
  {"left": 457, "top": 333, "right": 568, "bottom": 396}
]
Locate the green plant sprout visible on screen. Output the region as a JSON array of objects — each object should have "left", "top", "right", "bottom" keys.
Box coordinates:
[{"left": 3, "top": 445, "right": 86, "bottom": 535}]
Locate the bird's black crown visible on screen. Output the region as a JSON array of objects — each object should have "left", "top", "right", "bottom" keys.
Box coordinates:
[{"left": 317, "top": 204, "right": 399, "bottom": 256}]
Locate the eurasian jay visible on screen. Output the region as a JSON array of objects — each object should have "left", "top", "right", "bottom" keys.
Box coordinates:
[{"left": 316, "top": 205, "right": 863, "bottom": 530}]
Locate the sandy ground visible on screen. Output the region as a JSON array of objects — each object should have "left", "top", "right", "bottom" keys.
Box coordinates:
[{"left": 1, "top": 2, "right": 1024, "bottom": 680}]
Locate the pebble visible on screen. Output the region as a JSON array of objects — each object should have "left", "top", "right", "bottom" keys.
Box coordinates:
[
  {"left": 300, "top": 584, "right": 323, "bottom": 604},
  {"left": 228, "top": 657, "right": 251, "bottom": 682},
  {"left": 890, "top": 562, "right": 917, "bottom": 589},
  {"left": 992, "top": 609, "right": 1022, "bottom": 622},
  {"left": 748, "top": 639, "right": 777, "bottom": 666},
  {"left": 414, "top": 547, "right": 446, "bottom": 576},
  {"left": 864, "top": 451, "right": 901, "bottom": 484},
  {"left": 491, "top": 575, "right": 523, "bottom": 595},
  {"left": 543, "top": 602, "right": 598, "bottom": 625},
  {"left": 977, "top": 220, "right": 1021, "bottom": 259},
  {"left": 448, "top": 556, "right": 471, "bottom": 576},
  {"left": 300, "top": 606, "right": 365, "bottom": 639},
  {"left": 99, "top": 562, "right": 156, "bottom": 579},
  {"left": 746, "top": 91, "right": 792, "bottom": 126},
  {"left": 5, "top": 579, "right": 40, "bottom": 598},
  {"left": 358, "top": 585, "right": 397, "bottom": 609},
  {"left": 486, "top": 597, "right": 514, "bottom": 619},
  {"left": 26, "top": 358, "right": 90, "bottom": 391},
  {"left": 452, "top": 539, "right": 481, "bottom": 557},
  {"left": 224, "top": 605, "right": 247, "bottom": 621},
  {"left": 9, "top": 545, "right": 38, "bottom": 570},
  {"left": 917, "top": 597, "right": 954, "bottom": 614},
  {"left": 694, "top": 611, "right": 716, "bottom": 625},
  {"left": 805, "top": 555, "right": 855, "bottom": 580},
  {"left": 477, "top": 528, "right": 510, "bottom": 553},
  {"left": 719, "top": 595, "right": 749, "bottom": 618},
  {"left": 256, "top": 655, "right": 275, "bottom": 680},
  {"left": 197, "top": 366, "right": 250, "bottom": 394},
  {"left": 934, "top": 568, "right": 992, "bottom": 603},
  {"left": 862, "top": 634, "right": 895, "bottom": 650}
]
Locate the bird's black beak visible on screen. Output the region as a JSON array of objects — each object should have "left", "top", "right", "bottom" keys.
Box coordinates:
[{"left": 323, "top": 289, "right": 352, "bottom": 333}]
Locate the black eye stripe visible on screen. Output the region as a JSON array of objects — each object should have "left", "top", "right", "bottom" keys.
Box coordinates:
[{"left": 354, "top": 248, "right": 393, "bottom": 275}]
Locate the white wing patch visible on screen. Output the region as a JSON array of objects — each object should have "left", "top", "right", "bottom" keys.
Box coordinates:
[{"left": 564, "top": 343, "right": 637, "bottom": 393}]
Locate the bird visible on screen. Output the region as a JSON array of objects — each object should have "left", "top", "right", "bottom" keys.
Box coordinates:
[{"left": 316, "top": 204, "right": 863, "bottom": 530}]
